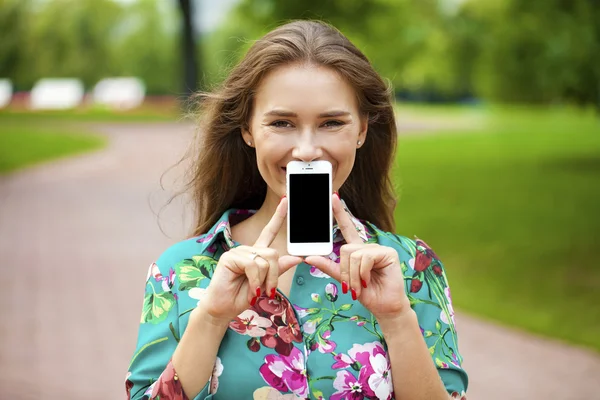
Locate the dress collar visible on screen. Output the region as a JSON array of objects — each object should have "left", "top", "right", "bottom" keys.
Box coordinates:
[{"left": 196, "top": 199, "right": 369, "bottom": 251}]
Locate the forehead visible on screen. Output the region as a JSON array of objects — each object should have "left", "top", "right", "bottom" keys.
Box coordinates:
[{"left": 253, "top": 64, "right": 358, "bottom": 114}]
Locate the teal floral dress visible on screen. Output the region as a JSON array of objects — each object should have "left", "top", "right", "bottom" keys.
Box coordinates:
[{"left": 126, "top": 205, "right": 469, "bottom": 400}]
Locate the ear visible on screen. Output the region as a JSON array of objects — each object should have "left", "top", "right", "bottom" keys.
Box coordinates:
[
  {"left": 241, "top": 126, "right": 253, "bottom": 147},
  {"left": 358, "top": 114, "right": 368, "bottom": 147}
]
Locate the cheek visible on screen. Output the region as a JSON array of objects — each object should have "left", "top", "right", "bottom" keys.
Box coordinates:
[{"left": 330, "top": 145, "right": 357, "bottom": 186}]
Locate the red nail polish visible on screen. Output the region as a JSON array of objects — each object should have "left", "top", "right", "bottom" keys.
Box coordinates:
[
  {"left": 270, "top": 288, "right": 276, "bottom": 299},
  {"left": 361, "top": 279, "right": 367, "bottom": 289},
  {"left": 351, "top": 288, "right": 357, "bottom": 301},
  {"left": 342, "top": 281, "right": 349, "bottom": 294},
  {"left": 250, "top": 296, "right": 257, "bottom": 306},
  {"left": 256, "top": 287, "right": 261, "bottom": 298}
]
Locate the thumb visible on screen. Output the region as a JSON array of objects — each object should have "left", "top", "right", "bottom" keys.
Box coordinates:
[{"left": 278, "top": 255, "right": 303, "bottom": 275}]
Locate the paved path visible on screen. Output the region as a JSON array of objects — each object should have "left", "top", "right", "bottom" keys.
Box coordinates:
[{"left": 1, "top": 122, "right": 599, "bottom": 400}]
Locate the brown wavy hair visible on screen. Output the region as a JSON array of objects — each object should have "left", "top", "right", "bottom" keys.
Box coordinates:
[{"left": 185, "top": 20, "right": 398, "bottom": 237}]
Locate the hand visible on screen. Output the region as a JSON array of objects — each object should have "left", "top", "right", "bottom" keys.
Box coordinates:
[
  {"left": 305, "top": 194, "right": 411, "bottom": 321},
  {"left": 201, "top": 197, "right": 303, "bottom": 322}
]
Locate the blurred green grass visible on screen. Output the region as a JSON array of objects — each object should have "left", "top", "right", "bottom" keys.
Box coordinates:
[
  {"left": 394, "top": 106, "right": 600, "bottom": 351},
  {"left": 0, "top": 105, "right": 180, "bottom": 174},
  {"left": 0, "top": 118, "right": 106, "bottom": 174},
  {"left": 0, "top": 105, "right": 179, "bottom": 123}
]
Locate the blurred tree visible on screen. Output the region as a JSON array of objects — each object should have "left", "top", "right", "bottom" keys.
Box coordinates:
[
  {"left": 20, "top": 0, "right": 123, "bottom": 89},
  {"left": 115, "top": 0, "right": 179, "bottom": 94},
  {"left": 463, "top": 0, "right": 599, "bottom": 107},
  {"left": 0, "top": 0, "right": 30, "bottom": 90},
  {"left": 178, "top": 0, "right": 199, "bottom": 97}
]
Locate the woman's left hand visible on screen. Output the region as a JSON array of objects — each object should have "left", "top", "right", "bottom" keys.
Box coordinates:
[{"left": 305, "top": 194, "right": 411, "bottom": 322}]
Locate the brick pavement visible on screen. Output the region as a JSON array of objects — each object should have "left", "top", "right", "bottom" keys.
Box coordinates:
[{"left": 0, "top": 122, "right": 599, "bottom": 400}]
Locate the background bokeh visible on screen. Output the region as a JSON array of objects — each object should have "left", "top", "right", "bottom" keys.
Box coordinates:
[{"left": 1, "top": 0, "right": 599, "bottom": 399}]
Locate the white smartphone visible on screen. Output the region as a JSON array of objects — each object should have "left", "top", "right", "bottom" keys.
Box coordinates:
[{"left": 286, "top": 160, "right": 333, "bottom": 256}]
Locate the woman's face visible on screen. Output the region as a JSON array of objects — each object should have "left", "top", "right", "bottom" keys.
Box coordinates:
[{"left": 243, "top": 64, "right": 367, "bottom": 200}]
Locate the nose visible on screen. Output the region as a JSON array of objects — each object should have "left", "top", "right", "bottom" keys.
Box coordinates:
[{"left": 292, "top": 132, "right": 323, "bottom": 162}]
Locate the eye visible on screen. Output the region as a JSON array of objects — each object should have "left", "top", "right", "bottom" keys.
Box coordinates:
[
  {"left": 270, "top": 120, "right": 293, "bottom": 128},
  {"left": 322, "top": 120, "right": 345, "bottom": 128}
]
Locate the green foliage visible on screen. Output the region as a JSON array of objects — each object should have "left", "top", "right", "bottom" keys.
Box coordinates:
[
  {"left": 394, "top": 106, "right": 600, "bottom": 351},
  {"left": 1, "top": 0, "right": 598, "bottom": 104},
  {"left": 203, "top": 0, "right": 599, "bottom": 107},
  {"left": 0, "top": 0, "right": 179, "bottom": 94}
]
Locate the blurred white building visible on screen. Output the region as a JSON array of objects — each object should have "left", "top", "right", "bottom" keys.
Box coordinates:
[
  {"left": 30, "top": 78, "right": 84, "bottom": 110},
  {"left": 0, "top": 79, "right": 12, "bottom": 108},
  {"left": 92, "top": 77, "right": 146, "bottom": 110}
]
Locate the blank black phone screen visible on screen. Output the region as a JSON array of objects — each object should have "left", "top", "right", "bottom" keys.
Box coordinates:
[{"left": 289, "top": 173, "right": 330, "bottom": 243}]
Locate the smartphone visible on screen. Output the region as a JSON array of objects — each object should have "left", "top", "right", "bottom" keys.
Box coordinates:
[{"left": 286, "top": 160, "right": 333, "bottom": 256}]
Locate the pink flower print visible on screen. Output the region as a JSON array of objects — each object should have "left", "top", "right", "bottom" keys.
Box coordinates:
[
  {"left": 347, "top": 342, "right": 386, "bottom": 368},
  {"left": 367, "top": 353, "right": 393, "bottom": 400},
  {"left": 147, "top": 263, "right": 162, "bottom": 282},
  {"left": 332, "top": 341, "right": 392, "bottom": 398},
  {"left": 317, "top": 330, "right": 337, "bottom": 354},
  {"left": 331, "top": 369, "right": 371, "bottom": 400},
  {"left": 293, "top": 305, "right": 310, "bottom": 318},
  {"left": 196, "top": 234, "right": 214, "bottom": 243},
  {"left": 332, "top": 352, "right": 354, "bottom": 369},
  {"left": 160, "top": 268, "right": 176, "bottom": 292},
  {"left": 325, "top": 283, "right": 338, "bottom": 302},
  {"left": 256, "top": 296, "right": 287, "bottom": 317},
  {"left": 440, "top": 287, "right": 456, "bottom": 326},
  {"left": 450, "top": 352, "right": 461, "bottom": 368},
  {"left": 229, "top": 310, "right": 273, "bottom": 337},
  {"left": 261, "top": 307, "right": 303, "bottom": 356},
  {"left": 259, "top": 347, "right": 308, "bottom": 398},
  {"left": 309, "top": 264, "right": 330, "bottom": 278},
  {"left": 210, "top": 357, "right": 223, "bottom": 394},
  {"left": 302, "top": 320, "right": 317, "bottom": 334},
  {"left": 277, "top": 307, "right": 302, "bottom": 344},
  {"left": 451, "top": 391, "right": 468, "bottom": 400}
]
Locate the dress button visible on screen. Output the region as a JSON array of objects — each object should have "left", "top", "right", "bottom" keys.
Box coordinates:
[{"left": 296, "top": 276, "right": 305, "bottom": 285}]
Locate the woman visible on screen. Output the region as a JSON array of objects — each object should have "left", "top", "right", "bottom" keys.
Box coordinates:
[{"left": 126, "top": 20, "right": 468, "bottom": 400}]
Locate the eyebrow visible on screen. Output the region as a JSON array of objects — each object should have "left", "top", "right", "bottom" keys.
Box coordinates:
[{"left": 263, "top": 109, "right": 351, "bottom": 118}]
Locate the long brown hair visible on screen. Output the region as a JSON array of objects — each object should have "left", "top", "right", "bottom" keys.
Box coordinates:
[{"left": 186, "top": 20, "right": 398, "bottom": 237}]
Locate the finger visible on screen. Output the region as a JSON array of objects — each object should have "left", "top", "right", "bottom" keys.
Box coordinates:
[
  {"left": 278, "top": 255, "right": 303, "bottom": 276},
  {"left": 332, "top": 194, "right": 362, "bottom": 245},
  {"left": 303, "top": 256, "right": 340, "bottom": 281},
  {"left": 260, "top": 248, "right": 280, "bottom": 299},
  {"left": 359, "top": 252, "right": 372, "bottom": 289},
  {"left": 229, "top": 252, "right": 262, "bottom": 305},
  {"left": 340, "top": 244, "right": 361, "bottom": 295},
  {"left": 254, "top": 197, "right": 288, "bottom": 248},
  {"left": 349, "top": 250, "right": 364, "bottom": 300},
  {"left": 253, "top": 255, "right": 270, "bottom": 293}
]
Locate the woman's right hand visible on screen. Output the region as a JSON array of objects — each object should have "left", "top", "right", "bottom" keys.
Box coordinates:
[{"left": 200, "top": 197, "right": 302, "bottom": 323}]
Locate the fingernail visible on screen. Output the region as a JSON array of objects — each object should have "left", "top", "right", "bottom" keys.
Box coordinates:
[
  {"left": 361, "top": 279, "right": 367, "bottom": 289},
  {"left": 333, "top": 191, "right": 339, "bottom": 198},
  {"left": 342, "top": 281, "right": 349, "bottom": 294},
  {"left": 280, "top": 194, "right": 286, "bottom": 201},
  {"left": 256, "top": 287, "right": 261, "bottom": 298},
  {"left": 250, "top": 296, "right": 258, "bottom": 306},
  {"left": 270, "top": 288, "right": 276, "bottom": 299},
  {"left": 351, "top": 288, "right": 357, "bottom": 301}
]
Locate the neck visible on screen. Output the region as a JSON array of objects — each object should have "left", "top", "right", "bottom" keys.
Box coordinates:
[{"left": 253, "top": 190, "right": 288, "bottom": 245}]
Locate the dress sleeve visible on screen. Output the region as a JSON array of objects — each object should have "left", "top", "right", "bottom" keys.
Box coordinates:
[
  {"left": 125, "top": 261, "right": 214, "bottom": 400},
  {"left": 407, "top": 238, "right": 469, "bottom": 398}
]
